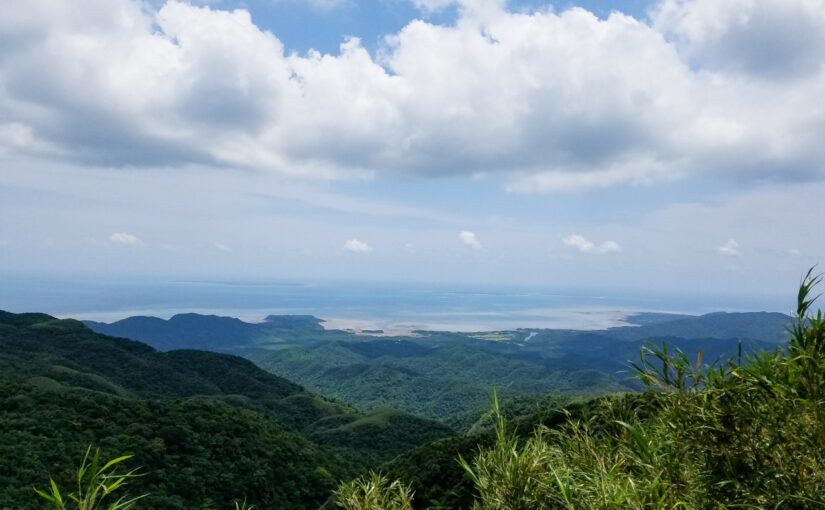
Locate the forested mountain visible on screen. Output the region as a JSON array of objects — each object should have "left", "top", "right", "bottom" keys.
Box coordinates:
[
  {"left": 606, "top": 311, "right": 792, "bottom": 342},
  {"left": 250, "top": 341, "right": 627, "bottom": 419},
  {"left": 86, "top": 310, "right": 790, "bottom": 421},
  {"left": 0, "top": 311, "right": 453, "bottom": 510},
  {"left": 84, "top": 313, "right": 327, "bottom": 352}
]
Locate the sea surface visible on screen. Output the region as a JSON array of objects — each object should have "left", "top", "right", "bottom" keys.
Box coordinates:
[{"left": 0, "top": 277, "right": 791, "bottom": 332}]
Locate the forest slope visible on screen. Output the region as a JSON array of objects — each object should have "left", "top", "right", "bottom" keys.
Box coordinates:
[{"left": 0, "top": 311, "right": 453, "bottom": 509}]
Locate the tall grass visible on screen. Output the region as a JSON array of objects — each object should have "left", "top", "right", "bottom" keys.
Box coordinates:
[
  {"left": 335, "top": 471, "right": 414, "bottom": 510},
  {"left": 233, "top": 498, "right": 255, "bottom": 510},
  {"left": 33, "top": 447, "right": 263, "bottom": 510},
  {"left": 34, "top": 446, "right": 145, "bottom": 510}
]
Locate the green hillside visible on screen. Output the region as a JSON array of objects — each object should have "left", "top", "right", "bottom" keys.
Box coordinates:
[
  {"left": 0, "top": 377, "right": 345, "bottom": 510},
  {"left": 0, "top": 311, "right": 453, "bottom": 509},
  {"left": 250, "top": 341, "right": 627, "bottom": 420}
]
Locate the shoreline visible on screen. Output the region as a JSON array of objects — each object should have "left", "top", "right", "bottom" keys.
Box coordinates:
[{"left": 318, "top": 308, "right": 645, "bottom": 335}]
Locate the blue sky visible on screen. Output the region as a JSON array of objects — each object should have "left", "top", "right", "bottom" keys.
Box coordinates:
[
  {"left": 201, "top": 0, "right": 655, "bottom": 55},
  {"left": 1, "top": 0, "right": 825, "bottom": 306}
]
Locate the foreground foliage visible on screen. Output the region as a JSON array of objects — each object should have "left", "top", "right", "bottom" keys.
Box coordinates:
[
  {"left": 35, "top": 447, "right": 145, "bottom": 510},
  {"left": 339, "top": 270, "right": 825, "bottom": 509},
  {"left": 336, "top": 472, "right": 414, "bottom": 510}
]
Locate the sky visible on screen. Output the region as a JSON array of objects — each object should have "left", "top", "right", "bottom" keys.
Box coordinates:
[{"left": 2, "top": 0, "right": 825, "bottom": 302}]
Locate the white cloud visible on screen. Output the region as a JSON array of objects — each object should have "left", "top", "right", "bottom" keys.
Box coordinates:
[
  {"left": 563, "top": 234, "right": 595, "bottom": 253},
  {"left": 109, "top": 232, "right": 141, "bottom": 246},
  {"left": 214, "top": 242, "right": 231, "bottom": 252},
  {"left": 459, "top": 230, "right": 482, "bottom": 249},
  {"left": 344, "top": 238, "right": 372, "bottom": 253},
  {"left": 598, "top": 240, "right": 623, "bottom": 254},
  {"left": 788, "top": 248, "right": 801, "bottom": 257},
  {"left": 718, "top": 239, "right": 741, "bottom": 257},
  {"left": 562, "top": 234, "right": 621, "bottom": 254},
  {"left": 1, "top": 0, "right": 825, "bottom": 192}
]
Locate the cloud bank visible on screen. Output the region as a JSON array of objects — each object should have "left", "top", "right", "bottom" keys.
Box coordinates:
[{"left": 2, "top": 0, "right": 825, "bottom": 191}]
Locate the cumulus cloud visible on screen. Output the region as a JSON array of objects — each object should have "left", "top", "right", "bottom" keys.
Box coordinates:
[
  {"left": 459, "top": 230, "right": 482, "bottom": 249},
  {"left": 344, "top": 238, "right": 372, "bottom": 253},
  {"left": 718, "top": 239, "right": 741, "bottom": 257},
  {"left": 2, "top": 0, "right": 825, "bottom": 191},
  {"left": 653, "top": 0, "right": 825, "bottom": 79},
  {"left": 562, "top": 234, "right": 621, "bottom": 254},
  {"left": 109, "top": 232, "right": 141, "bottom": 246}
]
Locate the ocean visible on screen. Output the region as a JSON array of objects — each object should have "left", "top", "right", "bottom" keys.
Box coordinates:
[{"left": 0, "top": 277, "right": 792, "bottom": 333}]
